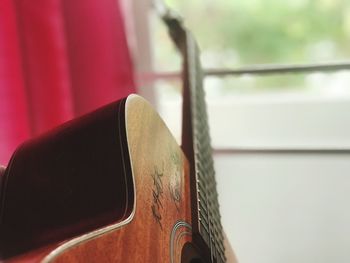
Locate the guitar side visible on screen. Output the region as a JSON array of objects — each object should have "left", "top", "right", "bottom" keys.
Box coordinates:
[
  {"left": 1, "top": 95, "right": 201, "bottom": 263},
  {"left": 42, "top": 95, "right": 195, "bottom": 263}
]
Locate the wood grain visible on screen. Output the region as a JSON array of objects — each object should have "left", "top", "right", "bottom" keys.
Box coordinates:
[{"left": 41, "top": 95, "right": 193, "bottom": 262}]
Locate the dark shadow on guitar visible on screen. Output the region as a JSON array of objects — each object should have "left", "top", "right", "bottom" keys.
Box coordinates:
[
  {"left": 181, "top": 242, "right": 206, "bottom": 263},
  {"left": 0, "top": 99, "right": 134, "bottom": 259}
]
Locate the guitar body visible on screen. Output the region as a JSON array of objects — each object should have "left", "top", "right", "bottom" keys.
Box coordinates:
[
  {"left": 43, "top": 95, "right": 195, "bottom": 263},
  {"left": 0, "top": 95, "right": 202, "bottom": 263}
]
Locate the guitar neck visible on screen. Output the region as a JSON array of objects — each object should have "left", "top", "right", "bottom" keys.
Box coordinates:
[{"left": 163, "top": 14, "right": 226, "bottom": 263}]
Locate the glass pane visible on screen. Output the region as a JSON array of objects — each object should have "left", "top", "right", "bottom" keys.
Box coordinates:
[
  {"left": 167, "top": 0, "right": 350, "bottom": 66},
  {"left": 149, "top": 0, "right": 350, "bottom": 95}
]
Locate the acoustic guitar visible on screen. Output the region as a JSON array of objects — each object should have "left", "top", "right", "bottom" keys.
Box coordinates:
[{"left": 0, "top": 11, "right": 234, "bottom": 263}]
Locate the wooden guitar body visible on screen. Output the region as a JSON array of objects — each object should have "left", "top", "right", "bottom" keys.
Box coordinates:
[
  {"left": 0, "top": 95, "right": 199, "bottom": 262},
  {"left": 45, "top": 95, "right": 195, "bottom": 263}
]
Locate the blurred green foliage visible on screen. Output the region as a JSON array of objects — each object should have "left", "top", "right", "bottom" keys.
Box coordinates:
[{"left": 166, "top": 0, "right": 350, "bottom": 66}]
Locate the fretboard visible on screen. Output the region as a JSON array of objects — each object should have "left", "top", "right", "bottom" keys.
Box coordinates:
[{"left": 163, "top": 14, "right": 226, "bottom": 263}]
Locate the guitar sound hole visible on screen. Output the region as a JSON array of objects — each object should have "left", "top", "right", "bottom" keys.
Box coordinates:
[
  {"left": 181, "top": 242, "right": 206, "bottom": 263},
  {"left": 190, "top": 259, "right": 204, "bottom": 263}
]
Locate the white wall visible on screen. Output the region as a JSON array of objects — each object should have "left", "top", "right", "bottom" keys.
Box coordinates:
[
  {"left": 208, "top": 94, "right": 350, "bottom": 149},
  {"left": 215, "top": 153, "right": 350, "bottom": 263},
  {"left": 210, "top": 96, "right": 350, "bottom": 263}
]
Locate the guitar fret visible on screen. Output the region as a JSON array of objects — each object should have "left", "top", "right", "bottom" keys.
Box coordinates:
[
  {"left": 193, "top": 100, "right": 226, "bottom": 261},
  {"left": 199, "top": 223, "right": 210, "bottom": 238},
  {"left": 167, "top": 16, "right": 226, "bottom": 261},
  {"left": 197, "top": 185, "right": 208, "bottom": 202},
  {"left": 198, "top": 198, "right": 209, "bottom": 214},
  {"left": 199, "top": 226, "right": 211, "bottom": 248},
  {"left": 199, "top": 210, "right": 210, "bottom": 230}
]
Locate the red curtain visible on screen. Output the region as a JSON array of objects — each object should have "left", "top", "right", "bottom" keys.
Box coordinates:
[{"left": 0, "top": 0, "right": 135, "bottom": 165}]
